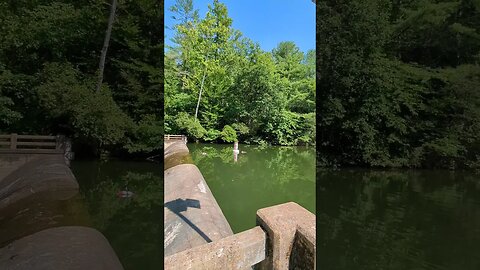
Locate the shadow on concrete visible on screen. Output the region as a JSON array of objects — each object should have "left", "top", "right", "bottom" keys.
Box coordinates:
[{"left": 164, "top": 198, "right": 212, "bottom": 243}]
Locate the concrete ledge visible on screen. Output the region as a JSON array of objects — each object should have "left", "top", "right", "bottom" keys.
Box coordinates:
[
  {"left": 164, "top": 141, "right": 189, "bottom": 160},
  {"left": 164, "top": 151, "right": 193, "bottom": 170},
  {"left": 0, "top": 195, "right": 91, "bottom": 248},
  {"left": 0, "top": 155, "right": 32, "bottom": 181},
  {"left": 289, "top": 228, "right": 316, "bottom": 270},
  {"left": 256, "top": 202, "right": 316, "bottom": 270},
  {"left": 164, "top": 164, "right": 233, "bottom": 256},
  {"left": 164, "top": 226, "right": 266, "bottom": 270},
  {"left": 0, "top": 155, "right": 78, "bottom": 211},
  {"left": 163, "top": 202, "right": 316, "bottom": 270},
  {"left": 0, "top": 226, "right": 123, "bottom": 270},
  {"left": 0, "top": 154, "right": 62, "bottom": 180}
]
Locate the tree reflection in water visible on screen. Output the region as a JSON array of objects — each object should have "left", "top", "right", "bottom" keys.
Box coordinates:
[
  {"left": 72, "top": 160, "right": 162, "bottom": 270},
  {"left": 188, "top": 143, "right": 315, "bottom": 233},
  {"left": 318, "top": 169, "right": 480, "bottom": 270}
]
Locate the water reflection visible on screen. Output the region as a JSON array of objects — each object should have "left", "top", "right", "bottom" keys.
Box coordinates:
[
  {"left": 189, "top": 143, "right": 315, "bottom": 233},
  {"left": 71, "top": 160, "right": 162, "bottom": 270},
  {"left": 318, "top": 169, "right": 480, "bottom": 270}
]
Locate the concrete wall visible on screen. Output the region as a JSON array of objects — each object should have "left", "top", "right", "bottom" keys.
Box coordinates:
[
  {"left": 0, "top": 155, "right": 79, "bottom": 211},
  {"left": 164, "top": 141, "right": 193, "bottom": 170},
  {"left": 256, "top": 202, "right": 316, "bottom": 270},
  {"left": 0, "top": 153, "right": 61, "bottom": 180},
  {"left": 0, "top": 226, "right": 124, "bottom": 270},
  {"left": 164, "top": 202, "right": 316, "bottom": 270},
  {"left": 164, "top": 140, "right": 189, "bottom": 159},
  {"left": 0, "top": 153, "right": 123, "bottom": 269},
  {"left": 164, "top": 142, "right": 233, "bottom": 257},
  {"left": 165, "top": 226, "right": 266, "bottom": 270},
  {"left": 163, "top": 140, "right": 317, "bottom": 269}
]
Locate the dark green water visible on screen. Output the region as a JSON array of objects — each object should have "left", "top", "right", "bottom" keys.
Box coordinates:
[
  {"left": 66, "top": 149, "right": 480, "bottom": 270},
  {"left": 71, "top": 160, "right": 162, "bottom": 270},
  {"left": 318, "top": 169, "right": 480, "bottom": 270},
  {"left": 188, "top": 143, "right": 316, "bottom": 233}
]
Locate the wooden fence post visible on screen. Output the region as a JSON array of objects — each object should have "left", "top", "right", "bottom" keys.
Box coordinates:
[
  {"left": 10, "top": 133, "right": 17, "bottom": 150},
  {"left": 56, "top": 135, "right": 66, "bottom": 150}
]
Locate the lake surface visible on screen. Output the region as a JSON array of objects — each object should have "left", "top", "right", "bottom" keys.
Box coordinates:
[
  {"left": 71, "top": 160, "right": 161, "bottom": 270},
  {"left": 188, "top": 143, "right": 316, "bottom": 233},
  {"left": 318, "top": 169, "right": 480, "bottom": 270},
  {"left": 66, "top": 149, "right": 480, "bottom": 270}
]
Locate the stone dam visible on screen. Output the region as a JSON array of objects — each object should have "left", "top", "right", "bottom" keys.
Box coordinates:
[{"left": 163, "top": 137, "right": 316, "bottom": 270}]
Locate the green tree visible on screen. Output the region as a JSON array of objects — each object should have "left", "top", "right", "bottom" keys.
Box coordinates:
[
  {"left": 317, "top": 0, "right": 480, "bottom": 168},
  {"left": 165, "top": 0, "right": 315, "bottom": 146},
  {"left": 0, "top": 0, "right": 163, "bottom": 156}
]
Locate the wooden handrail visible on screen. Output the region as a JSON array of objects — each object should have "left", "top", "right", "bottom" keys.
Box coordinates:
[
  {"left": 164, "top": 134, "right": 188, "bottom": 144},
  {"left": 0, "top": 134, "right": 66, "bottom": 151},
  {"left": 164, "top": 135, "right": 184, "bottom": 138},
  {"left": 0, "top": 135, "right": 56, "bottom": 139}
]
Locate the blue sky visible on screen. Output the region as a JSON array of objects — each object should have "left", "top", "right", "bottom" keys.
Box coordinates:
[{"left": 165, "top": 0, "right": 316, "bottom": 53}]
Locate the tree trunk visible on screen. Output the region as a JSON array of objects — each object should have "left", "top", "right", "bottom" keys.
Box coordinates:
[
  {"left": 96, "top": 0, "right": 118, "bottom": 92},
  {"left": 194, "top": 67, "right": 207, "bottom": 120}
]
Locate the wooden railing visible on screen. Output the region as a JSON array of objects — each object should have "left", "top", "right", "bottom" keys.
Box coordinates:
[
  {"left": 0, "top": 134, "right": 67, "bottom": 153},
  {"left": 164, "top": 135, "right": 187, "bottom": 144}
]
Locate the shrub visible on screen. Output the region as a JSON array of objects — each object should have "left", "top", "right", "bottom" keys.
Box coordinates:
[
  {"left": 221, "top": 125, "right": 237, "bottom": 142},
  {"left": 174, "top": 112, "right": 206, "bottom": 139}
]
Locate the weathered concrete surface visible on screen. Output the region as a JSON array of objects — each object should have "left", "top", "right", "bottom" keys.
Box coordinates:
[
  {"left": 0, "top": 154, "right": 60, "bottom": 180},
  {"left": 164, "top": 151, "right": 193, "bottom": 170},
  {"left": 0, "top": 194, "right": 91, "bottom": 248},
  {"left": 289, "top": 227, "right": 316, "bottom": 270},
  {"left": 164, "top": 140, "right": 316, "bottom": 269},
  {"left": 164, "top": 141, "right": 189, "bottom": 160},
  {"left": 164, "top": 141, "right": 175, "bottom": 149},
  {"left": 164, "top": 163, "right": 233, "bottom": 256},
  {"left": 0, "top": 155, "right": 30, "bottom": 181},
  {"left": 0, "top": 155, "right": 78, "bottom": 211},
  {"left": 256, "top": 202, "right": 316, "bottom": 270},
  {"left": 0, "top": 226, "right": 123, "bottom": 270},
  {"left": 0, "top": 152, "right": 122, "bottom": 269},
  {"left": 164, "top": 226, "right": 266, "bottom": 270}
]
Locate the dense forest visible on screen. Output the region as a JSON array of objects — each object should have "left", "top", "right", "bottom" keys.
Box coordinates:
[
  {"left": 165, "top": 0, "right": 316, "bottom": 146},
  {"left": 317, "top": 0, "right": 480, "bottom": 169},
  {"left": 0, "top": 0, "right": 163, "bottom": 157}
]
